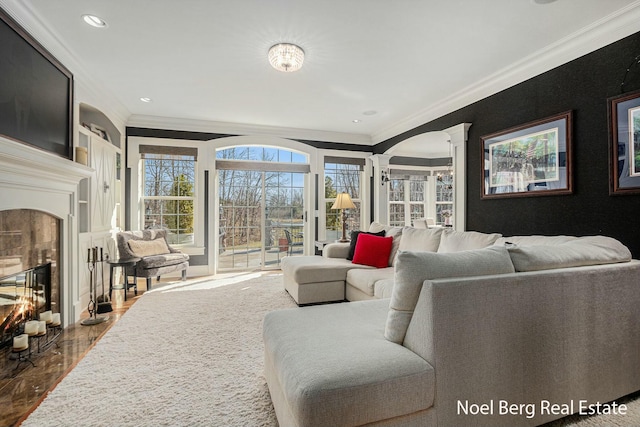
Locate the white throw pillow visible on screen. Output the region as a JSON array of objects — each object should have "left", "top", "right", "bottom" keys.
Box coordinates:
[
  {"left": 128, "top": 238, "right": 170, "bottom": 258},
  {"left": 437, "top": 229, "right": 502, "bottom": 253},
  {"left": 412, "top": 218, "right": 428, "bottom": 229},
  {"left": 385, "top": 246, "right": 515, "bottom": 344},
  {"left": 398, "top": 227, "right": 442, "bottom": 253},
  {"left": 507, "top": 235, "right": 632, "bottom": 272}
]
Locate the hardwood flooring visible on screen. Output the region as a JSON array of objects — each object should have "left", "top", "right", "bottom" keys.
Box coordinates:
[{"left": 0, "top": 283, "right": 145, "bottom": 427}]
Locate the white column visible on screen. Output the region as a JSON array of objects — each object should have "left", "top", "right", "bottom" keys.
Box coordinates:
[
  {"left": 369, "top": 154, "right": 392, "bottom": 224},
  {"left": 443, "top": 123, "right": 472, "bottom": 231}
]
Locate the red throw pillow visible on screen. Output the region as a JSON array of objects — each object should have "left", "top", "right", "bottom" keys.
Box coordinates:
[{"left": 351, "top": 233, "right": 393, "bottom": 268}]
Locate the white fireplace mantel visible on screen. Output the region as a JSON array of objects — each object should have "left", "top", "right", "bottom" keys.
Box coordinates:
[{"left": 0, "top": 137, "right": 92, "bottom": 327}]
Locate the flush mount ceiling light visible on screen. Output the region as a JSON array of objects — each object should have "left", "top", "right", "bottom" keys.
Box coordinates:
[
  {"left": 268, "top": 43, "right": 305, "bottom": 72},
  {"left": 82, "top": 14, "right": 107, "bottom": 28},
  {"left": 140, "top": 97, "right": 152, "bottom": 103}
]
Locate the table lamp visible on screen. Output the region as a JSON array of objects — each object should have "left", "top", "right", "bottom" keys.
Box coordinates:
[{"left": 331, "top": 192, "right": 356, "bottom": 242}]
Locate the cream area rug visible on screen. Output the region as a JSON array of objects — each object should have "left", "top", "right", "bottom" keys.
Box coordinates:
[
  {"left": 21, "top": 271, "right": 640, "bottom": 427},
  {"left": 22, "top": 272, "right": 296, "bottom": 427}
]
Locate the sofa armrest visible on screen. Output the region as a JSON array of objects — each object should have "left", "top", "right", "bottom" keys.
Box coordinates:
[
  {"left": 323, "top": 242, "right": 350, "bottom": 259},
  {"left": 403, "top": 260, "right": 640, "bottom": 426}
]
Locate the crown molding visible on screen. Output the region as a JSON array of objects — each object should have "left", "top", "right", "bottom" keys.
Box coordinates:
[
  {"left": 371, "top": 0, "right": 640, "bottom": 144},
  {"left": 0, "top": 0, "right": 131, "bottom": 130},
  {"left": 127, "top": 115, "right": 373, "bottom": 145}
]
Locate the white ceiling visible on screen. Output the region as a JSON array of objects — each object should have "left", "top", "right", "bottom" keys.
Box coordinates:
[{"left": 3, "top": 0, "right": 640, "bottom": 144}]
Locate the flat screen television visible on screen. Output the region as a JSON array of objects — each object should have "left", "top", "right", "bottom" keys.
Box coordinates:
[{"left": 0, "top": 8, "right": 73, "bottom": 160}]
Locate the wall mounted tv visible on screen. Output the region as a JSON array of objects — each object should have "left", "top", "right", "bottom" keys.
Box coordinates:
[{"left": 0, "top": 8, "right": 73, "bottom": 160}]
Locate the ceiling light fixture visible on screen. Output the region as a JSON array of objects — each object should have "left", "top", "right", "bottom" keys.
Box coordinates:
[
  {"left": 82, "top": 14, "right": 107, "bottom": 28},
  {"left": 268, "top": 43, "right": 305, "bottom": 72},
  {"left": 140, "top": 97, "right": 152, "bottom": 103}
]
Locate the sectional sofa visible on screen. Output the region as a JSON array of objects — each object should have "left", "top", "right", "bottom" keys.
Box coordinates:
[{"left": 266, "top": 225, "right": 640, "bottom": 426}]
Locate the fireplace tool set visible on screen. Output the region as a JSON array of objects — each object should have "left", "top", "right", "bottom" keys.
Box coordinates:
[{"left": 81, "top": 246, "right": 111, "bottom": 326}]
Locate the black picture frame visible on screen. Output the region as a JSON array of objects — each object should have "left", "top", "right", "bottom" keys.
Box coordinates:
[
  {"left": 0, "top": 8, "right": 73, "bottom": 160},
  {"left": 480, "top": 111, "right": 573, "bottom": 199},
  {"left": 609, "top": 89, "right": 640, "bottom": 195}
]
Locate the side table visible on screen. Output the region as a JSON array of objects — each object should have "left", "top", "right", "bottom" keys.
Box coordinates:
[
  {"left": 314, "top": 240, "right": 334, "bottom": 256},
  {"left": 107, "top": 257, "right": 140, "bottom": 301}
]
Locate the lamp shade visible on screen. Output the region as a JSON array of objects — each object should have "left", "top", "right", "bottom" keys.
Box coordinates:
[{"left": 331, "top": 193, "right": 356, "bottom": 210}]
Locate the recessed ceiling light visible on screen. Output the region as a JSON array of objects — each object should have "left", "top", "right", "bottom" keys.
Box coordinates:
[
  {"left": 82, "top": 14, "right": 107, "bottom": 28},
  {"left": 352, "top": 119, "right": 361, "bottom": 123},
  {"left": 140, "top": 97, "right": 152, "bottom": 103},
  {"left": 363, "top": 110, "right": 377, "bottom": 116}
]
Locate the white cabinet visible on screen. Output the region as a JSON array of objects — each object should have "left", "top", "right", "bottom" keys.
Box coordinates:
[{"left": 77, "top": 127, "right": 122, "bottom": 233}]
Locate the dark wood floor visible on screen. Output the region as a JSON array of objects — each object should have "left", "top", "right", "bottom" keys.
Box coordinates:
[{"left": 0, "top": 284, "right": 144, "bottom": 427}]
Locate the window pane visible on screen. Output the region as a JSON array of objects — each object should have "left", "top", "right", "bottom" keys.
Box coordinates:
[
  {"left": 409, "top": 181, "right": 424, "bottom": 202},
  {"left": 389, "top": 179, "right": 404, "bottom": 202},
  {"left": 389, "top": 204, "right": 405, "bottom": 227},
  {"left": 324, "top": 163, "right": 360, "bottom": 198}
]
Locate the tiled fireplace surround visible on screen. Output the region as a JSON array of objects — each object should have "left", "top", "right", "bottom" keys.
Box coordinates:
[{"left": 0, "top": 137, "right": 92, "bottom": 329}]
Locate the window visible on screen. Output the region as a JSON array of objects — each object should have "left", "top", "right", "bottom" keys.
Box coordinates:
[
  {"left": 388, "top": 179, "right": 405, "bottom": 227},
  {"left": 387, "top": 171, "right": 428, "bottom": 227},
  {"left": 141, "top": 145, "right": 196, "bottom": 245},
  {"left": 436, "top": 172, "right": 453, "bottom": 225},
  {"left": 324, "top": 157, "right": 363, "bottom": 240}
]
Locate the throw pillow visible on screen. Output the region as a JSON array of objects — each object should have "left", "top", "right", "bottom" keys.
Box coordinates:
[
  {"left": 127, "top": 238, "right": 170, "bottom": 258},
  {"left": 385, "top": 245, "right": 515, "bottom": 344},
  {"left": 346, "top": 230, "right": 386, "bottom": 260},
  {"left": 437, "top": 229, "right": 502, "bottom": 253},
  {"left": 507, "top": 235, "right": 632, "bottom": 272},
  {"left": 368, "top": 222, "right": 404, "bottom": 266},
  {"left": 351, "top": 234, "right": 394, "bottom": 268},
  {"left": 398, "top": 226, "right": 443, "bottom": 253}
]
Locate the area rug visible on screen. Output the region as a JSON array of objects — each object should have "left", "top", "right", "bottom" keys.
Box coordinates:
[
  {"left": 21, "top": 272, "right": 640, "bottom": 427},
  {"left": 21, "top": 272, "right": 296, "bottom": 427}
]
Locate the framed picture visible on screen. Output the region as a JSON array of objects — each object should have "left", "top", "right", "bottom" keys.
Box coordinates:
[
  {"left": 609, "top": 89, "right": 640, "bottom": 195},
  {"left": 481, "top": 111, "right": 573, "bottom": 199},
  {"left": 90, "top": 123, "right": 110, "bottom": 142},
  {"left": 0, "top": 9, "right": 73, "bottom": 160}
]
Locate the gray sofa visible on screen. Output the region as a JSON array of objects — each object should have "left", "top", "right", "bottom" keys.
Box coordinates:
[
  {"left": 265, "top": 231, "right": 640, "bottom": 426},
  {"left": 116, "top": 229, "right": 189, "bottom": 289}
]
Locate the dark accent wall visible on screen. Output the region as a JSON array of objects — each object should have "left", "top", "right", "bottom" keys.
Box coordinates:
[{"left": 375, "top": 31, "right": 640, "bottom": 258}]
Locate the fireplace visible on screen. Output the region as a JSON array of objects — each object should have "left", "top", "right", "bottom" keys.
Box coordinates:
[
  {"left": 0, "top": 209, "right": 59, "bottom": 350},
  {"left": 0, "top": 263, "right": 52, "bottom": 349},
  {"left": 0, "top": 137, "right": 91, "bottom": 328}
]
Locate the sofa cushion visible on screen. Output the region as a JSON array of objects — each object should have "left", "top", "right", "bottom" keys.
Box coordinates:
[
  {"left": 352, "top": 234, "right": 394, "bottom": 268},
  {"left": 374, "top": 278, "right": 394, "bottom": 299},
  {"left": 346, "top": 267, "right": 394, "bottom": 297},
  {"left": 127, "top": 237, "right": 170, "bottom": 258},
  {"left": 399, "top": 226, "right": 442, "bottom": 253},
  {"left": 263, "top": 300, "right": 435, "bottom": 427},
  {"left": 346, "top": 230, "right": 386, "bottom": 260},
  {"left": 385, "top": 246, "right": 515, "bottom": 344},
  {"left": 437, "top": 229, "right": 502, "bottom": 253},
  {"left": 368, "top": 222, "right": 403, "bottom": 266},
  {"left": 138, "top": 252, "right": 189, "bottom": 269},
  {"left": 495, "top": 235, "right": 577, "bottom": 246},
  {"left": 507, "top": 235, "right": 632, "bottom": 272},
  {"left": 281, "top": 256, "right": 372, "bottom": 285}
]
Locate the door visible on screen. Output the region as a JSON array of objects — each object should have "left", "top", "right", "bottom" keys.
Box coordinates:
[{"left": 218, "top": 169, "right": 306, "bottom": 271}]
